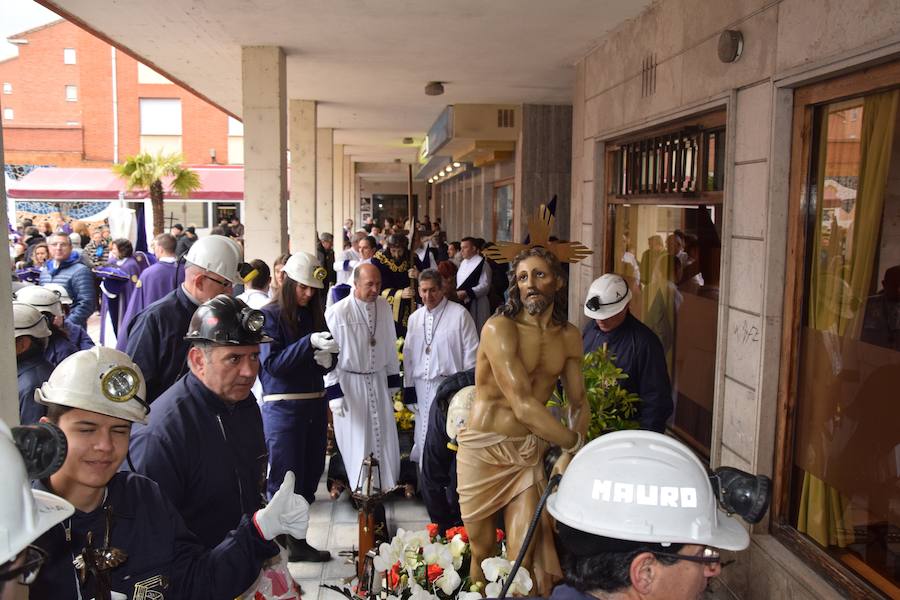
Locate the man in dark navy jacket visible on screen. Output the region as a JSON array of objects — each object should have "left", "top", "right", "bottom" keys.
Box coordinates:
[
  {"left": 581, "top": 273, "right": 672, "bottom": 433},
  {"left": 129, "top": 295, "right": 279, "bottom": 553},
  {"left": 30, "top": 346, "right": 309, "bottom": 600},
  {"left": 123, "top": 234, "right": 243, "bottom": 403}
]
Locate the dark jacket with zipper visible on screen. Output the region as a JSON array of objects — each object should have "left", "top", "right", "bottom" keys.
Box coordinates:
[
  {"left": 30, "top": 471, "right": 277, "bottom": 600},
  {"left": 129, "top": 372, "right": 269, "bottom": 549}
]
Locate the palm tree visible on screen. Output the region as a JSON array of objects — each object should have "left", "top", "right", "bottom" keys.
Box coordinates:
[{"left": 112, "top": 152, "right": 202, "bottom": 235}]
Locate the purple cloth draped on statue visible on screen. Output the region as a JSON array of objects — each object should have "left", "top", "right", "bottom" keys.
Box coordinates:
[
  {"left": 99, "top": 252, "right": 152, "bottom": 345},
  {"left": 116, "top": 260, "right": 186, "bottom": 351}
]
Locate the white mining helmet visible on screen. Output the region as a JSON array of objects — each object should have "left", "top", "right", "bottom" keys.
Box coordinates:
[
  {"left": 14, "top": 285, "right": 64, "bottom": 318},
  {"left": 185, "top": 234, "right": 243, "bottom": 283},
  {"left": 43, "top": 283, "right": 73, "bottom": 306},
  {"left": 547, "top": 430, "right": 750, "bottom": 551},
  {"left": 36, "top": 347, "right": 150, "bottom": 425},
  {"left": 583, "top": 274, "right": 632, "bottom": 321},
  {"left": 0, "top": 419, "right": 74, "bottom": 566},
  {"left": 282, "top": 251, "right": 328, "bottom": 289},
  {"left": 13, "top": 302, "right": 52, "bottom": 340}
]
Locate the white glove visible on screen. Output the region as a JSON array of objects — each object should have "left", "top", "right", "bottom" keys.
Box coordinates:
[
  {"left": 314, "top": 349, "right": 333, "bottom": 369},
  {"left": 310, "top": 331, "right": 339, "bottom": 353},
  {"left": 329, "top": 397, "right": 347, "bottom": 417},
  {"left": 405, "top": 403, "right": 419, "bottom": 414},
  {"left": 253, "top": 471, "right": 310, "bottom": 540}
]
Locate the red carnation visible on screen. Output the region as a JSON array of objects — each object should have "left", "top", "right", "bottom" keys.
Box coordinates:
[
  {"left": 389, "top": 562, "right": 401, "bottom": 588},
  {"left": 427, "top": 564, "right": 444, "bottom": 583},
  {"left": 426, "top": 523, "right": 439, "bottom": 539},
  {"left": 445, "top": 526, "right": 469, "bottom": 543},
  {"left": 496, "top": 529, "right": 505, "bottom": 543}
]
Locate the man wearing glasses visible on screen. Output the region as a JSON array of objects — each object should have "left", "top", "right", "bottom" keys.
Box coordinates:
[
  {"left": 38, "top": 233, "right": 96, "bottom": 330},
  {"left": 508, "top": 430, "right": 750, "bottom": 600},
  {"left": 122, "top": 234, "right": 244, "bottom": 403}
]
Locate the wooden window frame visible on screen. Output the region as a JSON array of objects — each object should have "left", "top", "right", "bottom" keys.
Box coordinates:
[{"left": 773, "top": 58, "right": 900, "bottom": 599}]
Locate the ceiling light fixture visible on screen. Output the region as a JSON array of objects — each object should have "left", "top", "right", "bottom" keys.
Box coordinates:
[
  {"left": 425, "top": 81, "right": 445, "bottom": 96},
  {"left": 453, "top": 162, "right": 461, "bottom": 168}
]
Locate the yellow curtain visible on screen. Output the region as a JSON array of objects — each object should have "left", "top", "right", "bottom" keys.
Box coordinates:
[{"left": 798, "top": 89, "right": 899, "bottom": 548}]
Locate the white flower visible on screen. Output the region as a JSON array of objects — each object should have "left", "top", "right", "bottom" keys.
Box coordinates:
[
  {"left": 423, "top": 542, "right": 453, "bottom": 569},
  {"left": 448, "top": 534, "right": 467, "bottom": 569},
  {"left": 401, "top": 528, "right": 431, "bottom": 552},
  {"left": 408, "top": 581, "right": 437, "bottom": 600},
  {"left": 457, "top": 592, "right": 483, "bottom": 600},
  {"left": 481, "top": 558, "right": 533, "bottom": 596},
  {"left": 481, "top": 556, "right": 511, "bottom": 582},
  {"left": 434, "top": 567, "right": 462, "bottom": 595},
  {"left": 374, "top": 540, "right": 400, "bottom": 572}
]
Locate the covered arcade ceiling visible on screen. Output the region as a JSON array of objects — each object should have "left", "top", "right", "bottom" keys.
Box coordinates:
[{"left": 36, "top": 0, "right": 650, "bottom": 167}]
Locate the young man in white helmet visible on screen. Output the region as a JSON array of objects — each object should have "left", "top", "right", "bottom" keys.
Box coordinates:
[
  {"left": 533, "top": 430, "right": 755, "bottom": 600},
  {"left": 14, "top": 302, "right": 54, "bottom": 424},
  {"left": 120, "top": 234, "right": 245, "bottom": 403},
  {"left": 0, "top": 419, "right": 74, "bottom": 599},
  {"left": 582, "top": 273, "right": 672, "bottom": 433},
  {"left": 28, "top": 347, "right": 310, "bottom": 599},
  {"left": 258, "top": 251, "right": 337, "bottom": 562}
]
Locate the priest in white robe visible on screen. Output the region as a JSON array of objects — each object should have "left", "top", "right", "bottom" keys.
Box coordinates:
[
  {"left": 404, "top": 268, "right": 479, "bottom": 468},
  {"left": 455, "top": 237, "right": 492, "bottom": 335},
  {"left": 325, "top": 263, "right": 402, "bottom": 490}
]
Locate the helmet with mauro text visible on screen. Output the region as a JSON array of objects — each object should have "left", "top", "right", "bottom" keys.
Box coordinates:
[
  {"left": 35, "top": 347, "right": 150, "bottom": 425},
  {"left": 184, "top": 294, "right": 273, "bottom": 346},
  {"left": 282, "top": 251, "right": 328, "bottom": 289},
  {"left": 584, "top": 273, "right": 632, "bottom": 320},
  {"left": 547, "top": 430, "right": 749, "bottom": 552}
]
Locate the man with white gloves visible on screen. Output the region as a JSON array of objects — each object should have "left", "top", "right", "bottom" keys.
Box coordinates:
[
  {"left": 325, "top": 263, "right": 402, "bottom": 490},
  {"left": 27, "top": 347, "right": 311, "bottom": 599},
  {"left": 129, "top": 295, "right": 309, "bottom": 571}
]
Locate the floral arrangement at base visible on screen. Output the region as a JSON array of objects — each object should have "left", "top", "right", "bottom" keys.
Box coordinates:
[{"left": 348, "top": 524, "right": 531, "bottom": 600}]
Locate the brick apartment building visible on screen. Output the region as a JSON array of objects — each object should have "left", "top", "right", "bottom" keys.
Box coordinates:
[
  {"left": 1, "top": 19, "right": 245, "bottom": 231},
  {"left": 0, "top": 19, "right": 243, "bottom": 169}
]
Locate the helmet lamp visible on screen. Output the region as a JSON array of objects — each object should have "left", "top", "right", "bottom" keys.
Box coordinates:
[
  {"left": 241, "top": 307, "right": 265, "bottom": 333},
  {"left": 101, "top": 366, "right": 140, "bottom": 403}
]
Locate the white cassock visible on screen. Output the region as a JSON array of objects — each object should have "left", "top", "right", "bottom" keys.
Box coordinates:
[
  {"left": 335, "top": 248, "right": 361, "bottom": 286},
  {"left": 456, "top": 255, "right": 492, "bottom": 335},
  {"left": 403, "top": 297, "right": 479, "bottom": 467},
  {"left": 325, "top": 295, "right": 402, "bottom": 489}
]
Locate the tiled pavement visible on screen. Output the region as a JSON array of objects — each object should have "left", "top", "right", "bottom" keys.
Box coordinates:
[{"left": 288, "top": 474, "right": 431, "bottom": 600}]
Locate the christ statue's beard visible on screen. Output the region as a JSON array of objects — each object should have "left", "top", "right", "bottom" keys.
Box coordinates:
[{"left": 523, "top": 290, "right": 552, "bottom": 315}]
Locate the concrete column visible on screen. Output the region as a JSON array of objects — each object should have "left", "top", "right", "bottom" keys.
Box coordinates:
[
  {"left": 0, "top": 118, "right": 19, "bottom": 426},
  {"left": 351, "top": 161, "right": 359, "bottom": 225},
  {"left": 242, "top": 46, "right": 288, "bottom": 266},
  {"left": 288, "top": 100, "right": 317, "bottom": 254},
  {"left": 316, "top": 128, "right": 334, "bottom": 237},
  {"left": 332, "top": 144, "right": 345, "bottom": 237},
  {"left": 343, "top": 155, "right": 352, "bottom": 225}
]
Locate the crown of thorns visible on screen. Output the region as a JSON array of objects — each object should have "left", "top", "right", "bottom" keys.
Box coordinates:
[{"left": 481, "top": 203, "right": 592, "bottom": 264}]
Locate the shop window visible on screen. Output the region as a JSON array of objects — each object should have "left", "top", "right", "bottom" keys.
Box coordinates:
[
  {"left": 63, "top": 48, "right": 76, "bottom": 65},
  {"left": 777, "top": 61, "right": 900, "bottom": 598},
  {"left": 65, "top": 85, "right": 77, "bottom": 102},
  {"left": 163, "top": 201, "right": 208, "bottom": 229},
  {"left": 493, "top": 181, "right": 514, "bottom": 242},
  {"left": 605, "top": 110, "right": 726, "bottom": 456}
]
